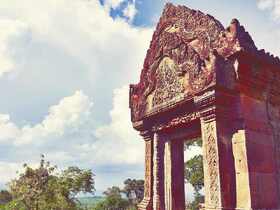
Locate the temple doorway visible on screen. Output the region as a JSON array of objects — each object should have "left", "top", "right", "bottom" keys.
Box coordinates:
[
  {"left": 184, "top": 137, "right": 204, "bottom": 209},
  {"left": 130, "top": 3, "right": 280, "bottom": 210}
]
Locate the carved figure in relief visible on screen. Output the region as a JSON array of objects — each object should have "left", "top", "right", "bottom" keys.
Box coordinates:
[
  {"left": 204, "top": 122, "right": 220, "bottom": 206},
  {"left": 129, "top": 3, "right": 258, "bottom": 122}
]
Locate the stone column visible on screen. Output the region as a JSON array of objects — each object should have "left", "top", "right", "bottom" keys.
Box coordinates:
[
  {"left": 200, "top": 110, "right": 237, "bottom": 210},
  {"left": 164, "top": 139, "right": 185, "bottom": 210},
  {"left": 138, "top": 131, "right": 154, "bottom": 210},
  {"left": 153, "top": 133, "right": 165, "bottom": 210},
  {"left": 169, "top": 140, "right": 185, "bottom": 210},
  {"left": 238, "top": 94, "right": 280, "bottom": 209},
  {"left": 164, "top": 141, "right": 172, "bottom": 210},
  {"left": 232, "top": 130, "right": 251, "bottom": 209},
  {"left": 200, "top": 118, "right": 222, "bottom": 209}
]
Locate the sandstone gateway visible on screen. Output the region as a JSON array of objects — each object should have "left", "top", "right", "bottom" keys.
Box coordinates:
[{"left": 129, "top": 3, "right": 280, "bottom": 210}]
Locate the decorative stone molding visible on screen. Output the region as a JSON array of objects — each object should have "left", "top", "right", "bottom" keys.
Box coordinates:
[
  {"left": 152, "top": 112, "right": 199, "bottom": 132},
  {"left": 129, "top": 3, "right": 277, "bottom": 123},
  {"left": 201, "top": 119, "right": 221, "bottom": 208},
  {"left": 138, "top": 131, "right": 154, "bottom": 210}
]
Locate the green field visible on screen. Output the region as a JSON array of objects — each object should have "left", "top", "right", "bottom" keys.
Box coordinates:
[{"left": 78, "top": 196, "right": 105, "bottom": 208}]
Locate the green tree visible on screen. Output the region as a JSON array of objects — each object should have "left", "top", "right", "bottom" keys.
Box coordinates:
[
  {"left": 92, "top": 195, "right": 130, "bottom": 210},
  {"left": 122, "top": 179, "right": 144, "bottom": 204},
  {"left": 0, "top": 200, "right": 26, "bottom": 210},
  {"left": 7, "top": 155, "right": 95, "bottom": 210},
  {"left": 0, "top": 190, "right": 12, "bottom": 205},
  {"left": 184, "top": 138, "right": 204, "bottom": 210},
  {"left": 184, "top": 155, "right": 204, "bottom": 192},
  {"left": 93, "top": 178, "right": 144, "bottom": 210},
  {"left": 103, "top": 186, "right": 122, "bottom": 198},
  {"left": 187, "top": 192, "right": 204, "bottom": 210},
  {"left": 92, "top": 186, "right": 130, "bottom": 210}
]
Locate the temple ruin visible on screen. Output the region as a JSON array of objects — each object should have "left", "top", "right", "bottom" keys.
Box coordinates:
[{"left": 129, "top": 3, "right": 280, "bottom": 210}]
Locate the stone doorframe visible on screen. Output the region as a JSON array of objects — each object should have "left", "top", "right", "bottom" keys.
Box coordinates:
[
  {"left": 135, "top": 86, "right": 280, "bottom": 210},
  {"left": 136, "top": 89, "right": 240, "bottom": 210},
  {"left": 130, "top": 4, "right": 280, "bottom": 210}
]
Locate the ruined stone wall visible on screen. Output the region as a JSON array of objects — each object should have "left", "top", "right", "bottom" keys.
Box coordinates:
[{"left": 234, "top": 57, "right": 280, "bottom": 209}]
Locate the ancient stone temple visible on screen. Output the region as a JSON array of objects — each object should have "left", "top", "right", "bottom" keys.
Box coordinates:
[{"left": 129, "top": 3, "right": 280, "bottom": 210}]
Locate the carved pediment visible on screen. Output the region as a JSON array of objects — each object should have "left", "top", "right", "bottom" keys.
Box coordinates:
[{"left": 129, "top": 3, "right": 259, "bottom": 122}]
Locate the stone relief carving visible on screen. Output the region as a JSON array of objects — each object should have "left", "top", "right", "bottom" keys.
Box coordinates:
[
  {"left": 152, "top": 112, "right": 199, "bottom": 132},
  {"left": 129, "top": 3, "right": 258, "bottom": 122},
  {"left": 151, "top": 57, "right": 184, "bottom": 108},
  {"left": 144, "top": 139, "right": 153, "bottom": 198},
  {"left": 203, "top": 121, "right": 220, "bottom": 206},
  {"left": 131, "top": 4, "right": 280, "bottom": 210}
]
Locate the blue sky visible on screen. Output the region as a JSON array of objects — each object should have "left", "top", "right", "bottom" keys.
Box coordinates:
[{"left": 0, "top": 0, "right": 279, "bottom": 198}]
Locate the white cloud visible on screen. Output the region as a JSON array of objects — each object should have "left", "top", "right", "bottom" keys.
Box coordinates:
[
  {"left": 0, "top": 0, "right": 152, "bottom": 191},
  {"left": 0, "top": 162, "right": 21, "bottom": 184},
  {"left": 0, "top": 91, "right": 93, "bottom": 146},
  {"left": 184, "top": 146, "right": 202, "bottom": 161},
  {"left": 0, "top": 115, "right": 20, "bottom": 142},
  {"left": 105, "top": 0, "right": 126, "bottom": 9},
  {"left": 94, "top": 85, "right": 144, "bottom": 165},
  {"left": 0, "top": 19, "right": 30, "bottom": 78},
  {"left": 257, "top": 0, "right": 274, "bottom": 9},
  {"left": 257, "top": 0, "right": 280, "bottom": 20},
  {"left": 123, "top": 2, "right": 138, "bottom": 21},
  {"left": 95, "top": 86, "right": 133, "bottom": 142},
  {"left": 0, "top": 0, "right": 151, "bottom": 114},
  {"left": 0, "top": 160, "right": 53, "bottom": 188},
  {"left": 104, "top": 0, "right": 138, "bottom": 22}
]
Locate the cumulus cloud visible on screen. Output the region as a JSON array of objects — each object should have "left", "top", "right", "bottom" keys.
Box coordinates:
[
  {"left": 0, "top": 19, "right": 30, "bottom": 78},
  {"left": 104, "top": 0, "right": 138, "bottom": 22},
  {"left": 257, "top": 0, "right": 280, "bottom": 20},
  {"left": 105, "top": 0, "right": 126, "bottom": 9},
  {"left": 0, "top": 0, "right": 152, "bottom": 191},
  {"left": 257, "top": 0, "right": 274, "bottom": 9},
  {"left": 0, "top": 162, "right": 21, "bottom": 185},
  {"left": 93, "top": 85, "right": 144, "bottom": 165},
  {"left": 0, "top": 0, "right": 152, "bottom": 123},
  {"left": 0, "top": 115, "right": 19, "bottom": 142},
  {"left": 0, "top": 85, "right": 145, "bottom": 190},
  {"left": 123, "top": 2, "right": 138, "bottom": 21},
  {"left": 0, "top": 91, "right": 93, "bottom": 146}
]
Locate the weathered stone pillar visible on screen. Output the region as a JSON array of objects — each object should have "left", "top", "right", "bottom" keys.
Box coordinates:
[
  {"left": 232, "top": 130, "right": 251, "bottom": 209},
  {"left": 164, "top": 141, "right": 172, "bottom": 210},
  {"left": 138, "top": 131, "right": 154, "bottom": 210},
  {"left": 153, "top": 133, "right": 165, "bottom": 210},
  {"left": 200, "top": 108, "right": 237, "bottom": 210},
  {"left": 171, "top": 140, "right": 185, "bottom": 210},
  {"left": 237, "top": 94, "right": 280, "bottom": 209},
  {"left": 200, "top": 118, "right": 222, "bottom": 209},
  {"left": 165, "top": 139, "right": 185, "bottom": 210}
]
